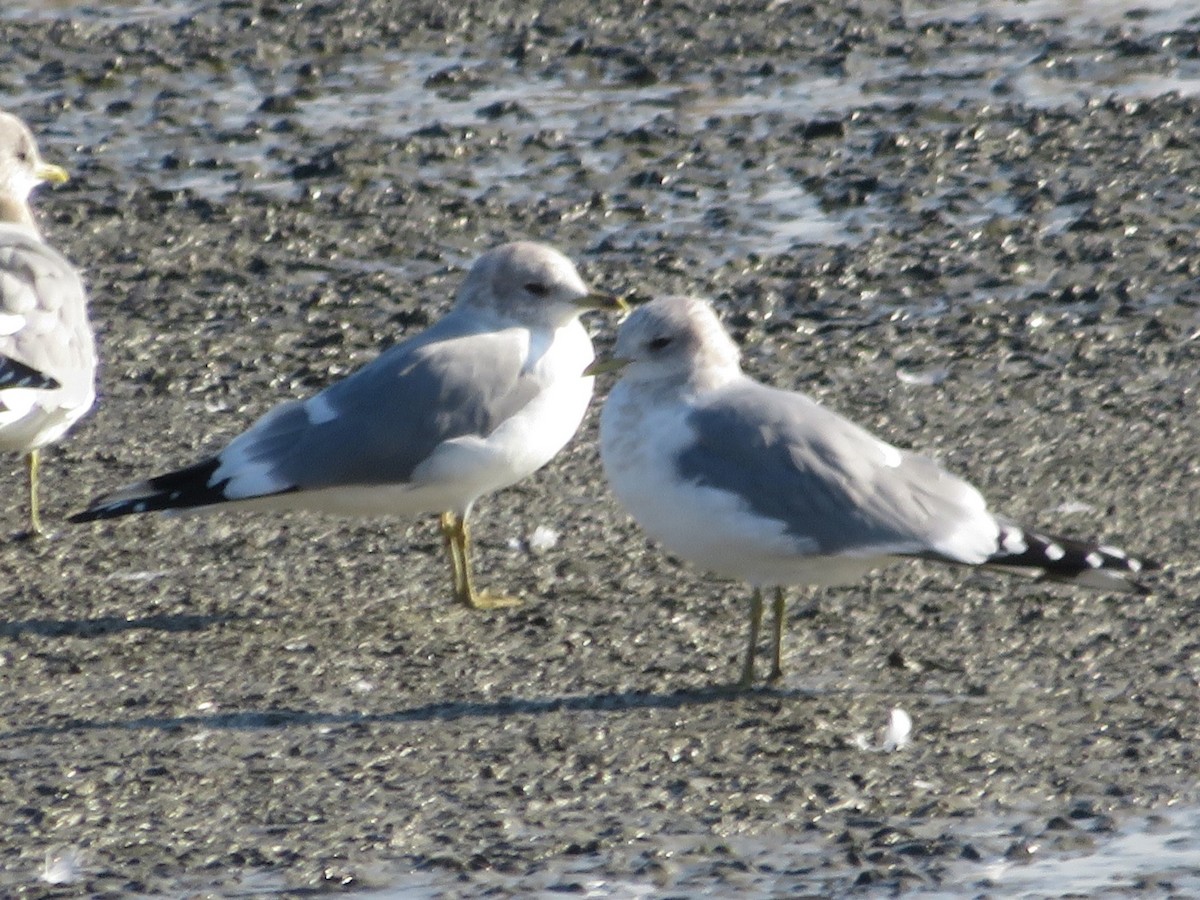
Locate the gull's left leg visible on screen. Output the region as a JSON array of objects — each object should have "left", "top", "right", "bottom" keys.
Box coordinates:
[
  {"left": 25, "top": 450, "right": 45, "bottom": 537},
  {"left": 767, "top": 586, "right": 786, "bottom": 683},
  {"left": 439, "top": 511, "right": 468, "bottom": 602},
  {"left": 452, "top": 512, "right": 522, "bottom": 610},
  {"left": 738, "top": 588, "right": 766, "bottom": 688}
]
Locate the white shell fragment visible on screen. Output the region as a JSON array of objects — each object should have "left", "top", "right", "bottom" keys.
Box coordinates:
[
  {"left": 527, "top": 524, "right": 560, "bottom": 554},
  {"left": 854, "top": 707, "right": 913, "bottom": 753},
  {"left": 40, "top": 847, "right": 86, "bottom": 885}
]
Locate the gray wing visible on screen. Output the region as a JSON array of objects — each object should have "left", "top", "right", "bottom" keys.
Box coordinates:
[
  {"left": 222, "top": 315, "right": 543, "bottom": 493},
  {"left": 676, "top": 381, "right": 994, "bottom": 558},
  {"left": 0, "top": 223, "right": 96, "bottom": 409}
]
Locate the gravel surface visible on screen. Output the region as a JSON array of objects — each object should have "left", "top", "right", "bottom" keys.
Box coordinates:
[{"left": 1, "top": 0, "right": 1198, "bottom": 895}]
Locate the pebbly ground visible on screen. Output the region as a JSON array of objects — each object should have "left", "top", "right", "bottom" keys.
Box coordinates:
[{"left": 1, "top": 0, "right": 1199, "bottom": 895}]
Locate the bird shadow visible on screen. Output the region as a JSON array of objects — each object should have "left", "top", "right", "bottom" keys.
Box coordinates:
[
  {"left": 0, "top": 610, "right": 249, "bottom": 640},
  {"left": 1, "top": 684, "right": 812, "bottom": 740}
]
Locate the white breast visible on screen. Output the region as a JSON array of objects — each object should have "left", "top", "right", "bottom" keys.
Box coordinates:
[
  {"left": 403, "top": 319, "right": 595, "bottom": 516},
  {"left": 599, "top": 382, "right": 888, "bottom": 587}
]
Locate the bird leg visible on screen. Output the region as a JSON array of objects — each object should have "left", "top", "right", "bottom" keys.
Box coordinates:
[
  {"left": 768, "top": 586, "right": 786, "bottom": 683},
  {"left": 440, "top": 511, "right": 522, "bottom": 610},
  {"left": 738, "top": 588, "right": 765, "bottom": 688},
  {"left": 439, "top": 511, "right": 468, "bottom": 600},
  {"left": 24, "top": 449, "right": 45, "bottom": 538}
]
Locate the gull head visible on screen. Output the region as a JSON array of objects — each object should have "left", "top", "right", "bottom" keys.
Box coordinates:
[
  {"left": 596, "top": 295, "right": 742, "bottom": 386},
  {"left": 0, "top": 110, "right": 68, "bottom": 228},
  {"left": 455, "top": 241, "right": 621, "bottom": 327}
]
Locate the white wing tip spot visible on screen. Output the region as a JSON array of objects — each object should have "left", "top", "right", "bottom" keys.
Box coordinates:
[
  {"left": 1044, "top": 542, "right": 1066, "bottom": 561},
  {"left": 1085, "top": 551, "right": 1105, "bottom": 568},
  {"left": 1000, "top": 528, "right": 1028, "bottom": 555}
]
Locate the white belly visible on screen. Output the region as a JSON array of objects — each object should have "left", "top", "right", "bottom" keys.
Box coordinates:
[{"left": 599, "top": 384, "right": 886, "bottom": 588}]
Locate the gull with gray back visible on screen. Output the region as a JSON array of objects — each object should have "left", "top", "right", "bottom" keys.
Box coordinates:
[
  {"left": 74, "top": 242, "right": 623, "bottom": 609},
  {"left": 593, "top": 296, "right": 1156, "bottom": 687},
  {"left": 0, "top": 109, "right": 97, "bottom": 536}
]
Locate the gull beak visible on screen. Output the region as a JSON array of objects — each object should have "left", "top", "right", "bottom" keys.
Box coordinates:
[
  {"left": 583, "top": 356, "right": 631, "bottom": 377},
  {"left": 574, "top": 291, "right": 629, "bottom": 313},
  {"left": 36, "top": 162, "right": 69, "bottom": 185}
]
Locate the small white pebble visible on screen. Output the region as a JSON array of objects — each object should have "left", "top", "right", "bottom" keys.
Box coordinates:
[
  {"left": 106, "top": 570, "right": 169, "bottom": 583},
  {"left": 41, "top": 847, "right": 86, "bottom": 885},
  {"left": 854, "top": 707, "right": 913, "bottom": 753},
  {"left": 1048, "top": 500, "right": 1096, "bottom": 516},
  {"left": 527, "top": 525, "right": 560, "bottom": 554},
  {"left": 350, "top": 679, "right": 375, "bottom": 695},
  {"left": 881, "top": 708, "right": 912, "bottom": 752},
  {"left": 896, "top": 367, "right": 949, "bottom": 387}
]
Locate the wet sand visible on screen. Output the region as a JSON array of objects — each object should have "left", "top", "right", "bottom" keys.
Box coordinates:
[{"left": 0, "top": 0, "right": 1198, "bottom": 895}]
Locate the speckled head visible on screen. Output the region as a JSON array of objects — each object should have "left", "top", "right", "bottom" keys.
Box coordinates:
[
  {"left": 454, "top": 241, "right": 617, "bottom": 327},
  {"left": 609, "top": 295, "right": 742, "bottom": 386}
]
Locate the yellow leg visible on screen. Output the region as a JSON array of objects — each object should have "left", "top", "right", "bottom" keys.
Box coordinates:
[
  {"left": 738, "top": 588, "right": 765, "bottom": 688},
  {"left": 442, "top": 511, "right": 522, "bottom": 610},
  {"left": 768, "top": 587, "right": 786, "bottom": 683},
  {"left": 26, "top": 449, "right": 44, "bottom": 537},
  {"left": 439, "top": 511, "right": 468, "bottom": 600}
]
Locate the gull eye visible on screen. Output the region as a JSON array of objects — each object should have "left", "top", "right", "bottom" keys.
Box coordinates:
[
  {"left": 647, "top": 336, "right": 672, "bottom": 351},
  {"left": 524, "top": 281, "right": 548, "bottom": 297}
]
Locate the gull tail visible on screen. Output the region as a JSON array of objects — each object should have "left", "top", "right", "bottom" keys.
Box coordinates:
[
  {"left": 984, "top": 521, "right": 1158, "bottom": 594},
  {"left": 69, "top": 458, "right": 233, "bottom": 522}
]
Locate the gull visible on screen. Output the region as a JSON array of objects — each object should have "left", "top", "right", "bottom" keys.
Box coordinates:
[
  {"left": 73, "top": 242, "right": 623, "bottom": 609},
  {"left": 0, "top": 109, "right": 98, "bottom": 536},
  {"left": 592, "top": 296, "right": 1156, "bottom": 687}
]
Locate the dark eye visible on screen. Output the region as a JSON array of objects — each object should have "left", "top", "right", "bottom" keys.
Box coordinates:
[
  {"left": 524, "top": 281, "right": 548, "bottom": 297},
  {"left": 647, "top": 336, "right": 672, "bottom": 351}
]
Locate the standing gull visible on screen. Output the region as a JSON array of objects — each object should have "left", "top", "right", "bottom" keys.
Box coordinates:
[
  {"left": 73, "top": 242, "right": 623, "bottom": 609},
  {"left": 0, "top": 110, "right": 97, "bottom": 536},
  {"left": 593, "top": 296, "right": 1156, "bottom": 686}
]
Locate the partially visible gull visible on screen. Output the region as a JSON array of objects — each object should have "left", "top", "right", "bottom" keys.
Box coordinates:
[
  {"left": 74, "top": 242, "right": 623, "bottom": 609},
  {"left": 0, "top": 109, "right": 97, "bottom": 536},
  {"left": 592, "top": 296, "right": 1156, "bottom": 687}
]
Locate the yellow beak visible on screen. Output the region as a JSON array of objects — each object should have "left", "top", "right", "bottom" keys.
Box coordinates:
[
  {"left": 36, "top": 162, "right": 69, "bottom": 185},
  {"left": 574, "top": 291, "right": 629, "bottom": 313},
  {"left": 583, "top": 356, "right": 632, "bottom": 377}
]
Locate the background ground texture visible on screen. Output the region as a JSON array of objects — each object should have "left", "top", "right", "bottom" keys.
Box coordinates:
[{"left": 0, "top": 0, "right": 1198, "bottom": 895}]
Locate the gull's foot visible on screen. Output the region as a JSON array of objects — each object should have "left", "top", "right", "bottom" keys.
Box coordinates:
[
  {"left": 464, "top": 591, "right": 524, "bottom": 611},
  {"left": 12, "top": 526, "right": 48, "bottom": 543},
  {"left": 766, "top": 666, "right": 785, "bottom": 684}
]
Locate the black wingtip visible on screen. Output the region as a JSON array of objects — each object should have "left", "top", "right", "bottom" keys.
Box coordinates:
[
  {"left": 0, "top": 356, "right": 60, "bottom": 391},
  {"left": 69, "top": 458, "right": 229, "bottom": 524},
  {"left": 988, "top": 524, "right": 1155, "bottom": 594}
]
